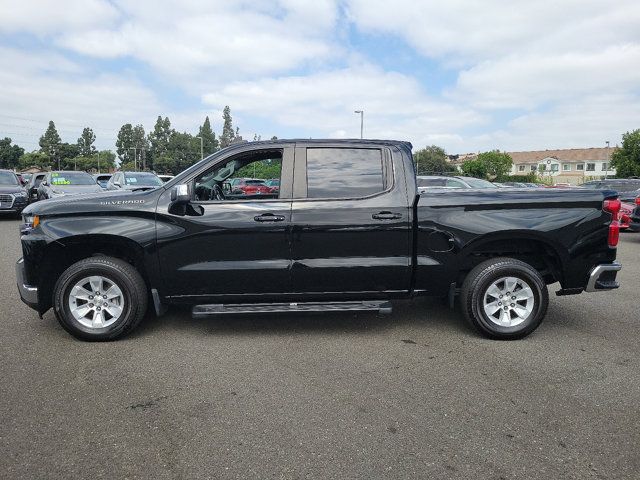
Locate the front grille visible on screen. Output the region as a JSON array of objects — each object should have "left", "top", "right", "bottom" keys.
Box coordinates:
[{"left": 0, "top": 194, "right": 15, "bottom": 208}]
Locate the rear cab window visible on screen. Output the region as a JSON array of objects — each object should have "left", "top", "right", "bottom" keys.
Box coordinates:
[{"left": 305, "top": 147, "right": 389, "bottom": 199}]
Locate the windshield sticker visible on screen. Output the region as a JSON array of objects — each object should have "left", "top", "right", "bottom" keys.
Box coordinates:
[
  {"left": 51, "top": 177, "right": 70, "bottom": 185},
  {"left": 127, "top": 178, "right": 138, "bottom": 184}
]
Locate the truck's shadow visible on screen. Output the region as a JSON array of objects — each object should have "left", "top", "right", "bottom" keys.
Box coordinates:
[{"left": 130, "top": 296, "right": 472, "bottom": 339}]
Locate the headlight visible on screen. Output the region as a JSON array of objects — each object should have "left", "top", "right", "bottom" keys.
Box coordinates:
[
  {"left": 14, "top": 191, "right": 27, "bottom": 198},
  {"left": 51, "top": 189, "right": 65, "bottom": 195},
  {"left": 22, "top": 214, "right": 40, "bottom": 229}
]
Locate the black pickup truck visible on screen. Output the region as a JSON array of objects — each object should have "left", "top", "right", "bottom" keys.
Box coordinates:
[{"left": 16, "top": 140, "right": 622, "bottom": 341}]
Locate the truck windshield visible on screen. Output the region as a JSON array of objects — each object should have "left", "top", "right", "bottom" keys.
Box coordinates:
[
  {"left": 0, "top": 171, "right": 19, "bottom": 185},
  {"left": 125, "top": 173, "right": 163, "bottom": 187},
  {"left": 51, "top": 172, "right": 96, "bottom": 185}
]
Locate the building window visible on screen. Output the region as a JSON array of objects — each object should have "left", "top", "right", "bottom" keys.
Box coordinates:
[
  {"left": 518, "top": 165, "right": 526, "bottom": 172},
  {"left": 562, "top": 164, "right": 571, "bottom": 171},
  {"left": 530, "top": 165, "right": 537, "bottom": 172},
  {"left": 539, "top": 164, "right": 546, "bottom": 171},
  {"left": 576, "top": 163, "right": 584, "bottom": 171},
  {"left": 586, "top": 163, "right": 596, "bottom": 171},
  {"left": 550, "top": 164, "right": 559, "bottom": 172},
  {"left": 601, "top": 163, "right": 608, "bottom": 171}
]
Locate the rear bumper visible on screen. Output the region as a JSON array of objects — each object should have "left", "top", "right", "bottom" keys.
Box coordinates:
[
  {"left": 16, "top": 258, "right": 38, "bottom": 309},
  {"left": 585, "top": 262, "right": 622, "bottom": 292}
]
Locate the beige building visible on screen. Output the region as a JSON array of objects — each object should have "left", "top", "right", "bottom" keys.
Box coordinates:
[
  {"left": 449, "top": 147, "right": 617, "bottom": 185},
  {"left": 508, "top": 147, "right": 616, "bottom": 185}
]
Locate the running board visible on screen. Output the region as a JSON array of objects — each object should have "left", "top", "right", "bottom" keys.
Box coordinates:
[{"left": 192, "top": 300, "right": 392, "bottom": 317}]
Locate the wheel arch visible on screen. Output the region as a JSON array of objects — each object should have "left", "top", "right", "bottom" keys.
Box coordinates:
[
  {"left": 37, "top": 234, "right": 151, "bottom": 313},
  {"left": 458, "top": 231, "right": 568, "bottom": 287}
]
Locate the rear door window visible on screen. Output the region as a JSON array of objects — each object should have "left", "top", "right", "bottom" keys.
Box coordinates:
[{"left": 306, "top": 148, "right": 385, "bottom": 199}]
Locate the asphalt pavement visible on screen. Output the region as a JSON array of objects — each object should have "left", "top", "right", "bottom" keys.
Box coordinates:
[{"left": 1, "top": 217, "right": 639, "bottom": 479}]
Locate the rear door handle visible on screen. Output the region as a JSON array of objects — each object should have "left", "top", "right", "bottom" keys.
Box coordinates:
[
  {"left": 372, "top": 211, "right": 402, "bottom": 220},
  {"left": 254, "top": 213, "right": 285, "bottom": 222}
]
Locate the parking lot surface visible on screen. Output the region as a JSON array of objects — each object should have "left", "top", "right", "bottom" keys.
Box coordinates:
[{"left": 1, "top": 217, "right": 639, "bottom": 479}]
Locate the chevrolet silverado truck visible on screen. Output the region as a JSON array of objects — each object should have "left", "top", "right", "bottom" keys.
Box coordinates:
[{"left": 16, "top": 140, "right": 622, "bottom": 341}]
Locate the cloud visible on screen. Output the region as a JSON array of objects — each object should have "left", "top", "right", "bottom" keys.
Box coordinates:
[
  {"left": 0, "top": 0, "right": 120, "bottom": 35},
  {"left": 453, "top": 44, "right": 640, "bottom": 109},
  {"left": 54, "top": 0, "right": 338, "bottom": 78},
  {"left": 0, "top": 46, "right": 162, "bottom": 150},
  {"left": 203, "top": 63, "right": 484, "bottom": 149}
]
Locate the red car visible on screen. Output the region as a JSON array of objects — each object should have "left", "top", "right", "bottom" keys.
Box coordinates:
[
  {"left": 620, "top": 199, "right": 636, "bottom": 230},
  {"left": 229, "top": 178, "right": 273, "bottom": 196}
]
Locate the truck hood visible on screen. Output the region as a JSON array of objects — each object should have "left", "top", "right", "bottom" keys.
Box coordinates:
[
  {"left": 23, "top": 188, "right": 163, "bottom": 216},
  {"left": 0, "top": 185, "right": 26, "bottom": 195},
  {"left": 47, "top": 184, "right": 104, "bottom": 195}
]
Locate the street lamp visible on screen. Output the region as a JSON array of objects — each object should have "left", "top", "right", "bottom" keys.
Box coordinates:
[
  {"left": 196, "top": 136, "right": 204, "bottom": 160},
  {"left": 129, "top": 147, "right": 137, "bottom": 171},
  {"left": 605, "top": 140, "right": 610, "bottom": 179},
  {"left": 354, "top": 110, "right": 364, "bottom": 139}
]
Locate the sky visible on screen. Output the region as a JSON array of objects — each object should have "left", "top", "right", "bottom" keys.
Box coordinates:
[{"left": 0, "top": 0, "right": 639, "bottom": 155}]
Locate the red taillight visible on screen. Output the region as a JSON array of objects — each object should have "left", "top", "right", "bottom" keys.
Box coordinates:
[
  {"left": 608, "top": 221, "right": 620, "bottom": 247},
  {"left": 603, "top": 198, "right": 621, "bottom": 219},
  {"left": 603, "top": 198, "right": 621, "bottom": 247},
  {"left": 635, "top": 196, "right": 640, "bottom": 206}
]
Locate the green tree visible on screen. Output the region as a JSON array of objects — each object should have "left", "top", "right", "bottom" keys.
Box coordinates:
[
  {"left": 148, "top": 116, "right": 173, "bottom": 165},
  {"left": 165, "top": 131, "right": 200, "bottom": 173},
  {"left": 132, "top": 124, "right": 149, "bottom": 169},
  {"left": 476, "top": 150, "right": 513, "bottom": 178},
  {"left": 58, "top": 143, "right": 81, "bottom": 169},
  {"left": 611, "top": 129, "right": 640, "bottom": 177},
  {"left": 39, "top": 120, "right": 62, "bottom": 164},
  {"left": 461, "top": 159, "right": 489, "bottom": 178},
  {"left": 413, "top": 145, "right": 455, "bottom": 175},
  {"left": 19, "top": 151, "right": 51, "bottom": 170},
  {"left": 219, "top": 106, "right": 235, "bottom": 148},
  {"left": 77, "top": 127, "right": 96, "bottom": 156},
  {"left": 198, "top": 116, "right": 218, "bottom": 156},
  {"left": 0, "top": 138, "right": 24, "bottom": 169},
  {"left": 68, "top": 150, "right": 116, "bottom": 172},
  {"left": 116, "top": 123, "right": 135, "bottom": 163}
]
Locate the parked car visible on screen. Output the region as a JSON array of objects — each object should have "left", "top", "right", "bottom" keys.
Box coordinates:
[
  {"left": 37, "top": 171, "right": 103, "bottom": 200},
  {"left": 502, "top": 182, "right": 530, "bottom": 188},
  {"left": 582, "top": 179, "right": 640, "bottom": 201},
  {"left": 627, "top": 197, "right": 640, "bottom": 232},
  {"left": 107, "top": 171, "right": 164, "bottom": 191},
  {"left": 620, "top": 200, "right": 635, "bottom": 230},
  {"left": 0, "top": 170, "right": 29, "bottom": 216},
  {"left": 26, "top": 172, "right": 46, "bottom": 202},
  {"left": 17, "top": 139, "right": 621, "bottom": 342},
  {"left": 94, "top": 174, "right": 112, "bottom": 189},
  {"left": 223, "top": 178, "right": 274, "bottom": 197},
  {"left": 417, "top": 175, "right": 497, "bottom": 191},
  {"left": 264, "top": 178, "right": 280, "bottom": 194},
  {"left": 158, "top": 174, "right": 174, "bottom": 183},
  {"left": 20, "top": 173, "right": 33, "bottom": 184}
]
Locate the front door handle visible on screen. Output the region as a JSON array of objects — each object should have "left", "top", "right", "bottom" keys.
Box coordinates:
[
  {"left": 372, "top": 211, "right": 402, "bottom": 220},
  {"left": 254, "top": 213, "right": 285, "bottom": 222}
]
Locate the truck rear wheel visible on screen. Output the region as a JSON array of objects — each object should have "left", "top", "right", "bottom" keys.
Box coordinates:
[
  {"left": 53, "top": 256, "right": 148, "bottom": 341},
  {"left": 460, "top": 257, "right": 548, "bottom": 340}
]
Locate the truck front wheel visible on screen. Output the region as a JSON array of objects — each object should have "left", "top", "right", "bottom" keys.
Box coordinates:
[
  {"left": 53, "top": 256, "right": 148, "bottom": 341},
  {"left": 460, "top": 257, "right": 549, "bottom": 340}
]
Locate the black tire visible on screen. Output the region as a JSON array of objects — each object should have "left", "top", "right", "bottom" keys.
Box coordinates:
[
  {"left": 53, "top": 256, "right": 148, "bottom": 341},
  {"left": 460, "top": 257, "right": 548, "bottom": 340}
]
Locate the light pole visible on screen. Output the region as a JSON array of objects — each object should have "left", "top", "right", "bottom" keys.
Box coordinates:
[
  {"left": 354, "top": 110, "right": 364, "bottom": 139},
  {"left": 196, "top": 136, "right": 204, "bottom": 159},
  {"left": 96, "top": 151, "right": 101, "bottom": 173},
  {"left": 129, "top": 147, "right": 137, "bottom": 171},
  {"left": 605, "top": 140, "right": 610, "bottom": 179}
]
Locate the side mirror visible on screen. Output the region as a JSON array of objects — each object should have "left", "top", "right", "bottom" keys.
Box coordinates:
[
  {"left": 171, "top": 184, "right": 190, "bottom": 204},
  {"left": 42, "top": 180, "right": 48, "bottom": 186}
]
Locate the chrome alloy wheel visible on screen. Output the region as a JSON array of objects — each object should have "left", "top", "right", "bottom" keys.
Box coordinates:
[
  {"left": 483, "top": 276, "right": 534, "bottom": 327},
  {"left": 68, "top": 276, "right": 124, "bottom": 329}
]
